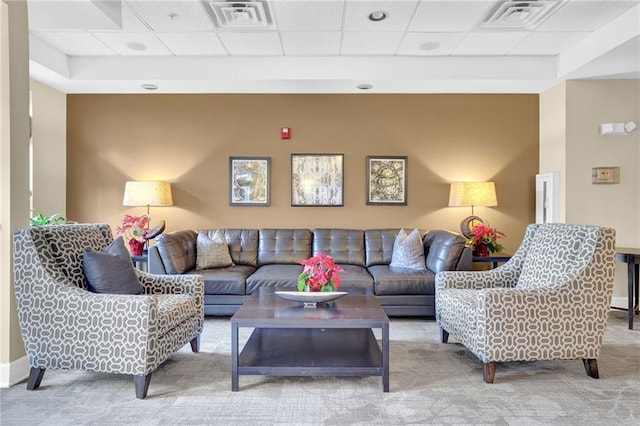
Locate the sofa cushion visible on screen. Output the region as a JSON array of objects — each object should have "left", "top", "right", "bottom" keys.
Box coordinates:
[
  {"left": 156, "top": 230, "right": 198, "bottom": 274},
  {"left": 246, "top": 264, "right": 304, "bottom": 293},
  {"left": 156, "top": 293, "right": 201, "bottom": 335},
  {"left": 364, "top": 229, "right": 400, "bottom": 267},
  {"left": 423, "top": 230, "right": 468, "bottom": 273},
  {"left": 312, "top": 229, "right": 366, "bottom": 267},
  {"left": 335, "top": 264, "right": 374, "bottom": 292},
  {"left": 196, "top": 231, "right": 234, "bottom": 269},
  {"left": 82, "top": 236, "right": 143, "bottom": 295},
  {"left": 390, "top": 228, "right": 426, "bottom": 270},
  {"left": 368, "top": 264, "right": 436, "bottom": 295},
  {"left": 190, "top": 264, "right": 255, "bottom": 295},
  {"left": 206, "top": 228, "right": 259, "bottom": 267},
  {"left": 258, "top": 229, "right": 311, "bottom": 265}
]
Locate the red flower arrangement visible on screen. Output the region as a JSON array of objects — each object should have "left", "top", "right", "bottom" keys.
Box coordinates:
[
  {"left": 297, "top": 253, "right": 344, "bottom": 292},
  {"left": 468, "top": 223, "right": 505, "bottom": 254},
  {"left": 116, "top": 214, "right": 150, "bottom": 256}
]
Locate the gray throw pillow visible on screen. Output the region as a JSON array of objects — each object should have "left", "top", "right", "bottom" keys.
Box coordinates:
[
  {"left": 82, "top": 236, "right": 143, "bottom": 294},
  {"left": 390, "top": 228, "right": 426, "bottom": 270},
  {"left": 196, "top": 231, "right": 234, "bottom": 269}
]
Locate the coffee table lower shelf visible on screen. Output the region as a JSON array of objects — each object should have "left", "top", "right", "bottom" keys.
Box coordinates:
[{"left": 234, "top": 327, "right": 385, "bottom": 390}]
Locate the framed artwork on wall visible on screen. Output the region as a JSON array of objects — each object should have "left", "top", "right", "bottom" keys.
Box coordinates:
[
  {"left": 229, "top": 157, "right": 270, "bottom": 206},
  {"left": 366, "top": 156, "right": 407, "bottom": 205},
  {"left": 291, "top": 154, "right": 344, "bottom": 206}
]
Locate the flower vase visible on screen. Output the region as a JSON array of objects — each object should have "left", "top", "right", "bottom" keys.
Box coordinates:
[
  {"left": 474, "top": 244, "right": 489, "bottom": 257},
  {"left": 129, "top": 238, "right": 145, "bottom": 256}
]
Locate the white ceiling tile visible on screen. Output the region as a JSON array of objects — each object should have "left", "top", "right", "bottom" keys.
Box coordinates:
[
  {"left": 341, "top": 32, "right": 405, "bottom": 55},
  {"left": 92, "top": 32, "right": 173, "bottom": 55},
  {"left": 397, "top": 32, "right": 467, "bottom": 56},
  {"left": 272, "top": 0, "right": 344, "bottom": 31},
  {"left": 122, "top": 3, "right": 153, "bottom": 31},
  {"left": 218, "top": 32, "right": 283, "bottom": 55},
  {"left": 408, "top": 1, "right": 494, "bottom": 32},
  {"left": 512, "top": 31, "right": 590, "bottom": 55},
  {"left": 454, "top": 31, "right": 530, "bottom": 55},
  {"left": 537, "top": 1, "right": 638, "bottom": 31},
  {"left": 31, "top": 32, "right": 118, "bottom": 56},
  {"left": 281, "top": 32, "right": 341, "bottom": 56},
  {"left": 126, "top": 0, "right": 216, "bottom": 31},
  {"left": 343, "top": 1, "right": 419, "bottom": 31},
  {"left": 155, "top": 32, "right": 228, "bottom": 55}
]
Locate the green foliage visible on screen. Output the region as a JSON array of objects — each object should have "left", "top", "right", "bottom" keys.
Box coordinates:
[{"left": 30, "top": 209, "right": 67, "bottom": 227}]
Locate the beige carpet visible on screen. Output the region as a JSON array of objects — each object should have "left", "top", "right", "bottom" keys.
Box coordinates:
[{"left": 1, "top": 310, "right": 638, "bottom": 425}]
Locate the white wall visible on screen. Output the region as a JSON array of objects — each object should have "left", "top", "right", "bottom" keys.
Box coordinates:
[
  {"left": 541, "top": 79, "right": 640, "bottom": 302},
  {"left": 30, "top": 79, "right": 66, "bottom": 217}
]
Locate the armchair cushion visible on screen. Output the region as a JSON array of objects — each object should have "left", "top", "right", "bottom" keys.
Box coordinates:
[
  {"left": 156, "top": 294, "right": 202, "bottom": 335},
  {"left": 82, "top": 237, "right": 143, "bottom": 295}
]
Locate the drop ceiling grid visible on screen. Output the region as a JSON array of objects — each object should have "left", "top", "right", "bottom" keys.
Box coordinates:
[
  {"left": 341, "top": 31, "right": 406, "bottom": 55},
  {"left": 536, "top": 0, "right": 640, "bottom": 31},
  {"left": 270, "top": 0, "right": 345, "bottom": 31},
  {"left": 510, "top": 31, "right": 591, "bottom": 55},
  {"left": 407, "top": 1, "right": 494, "bottom": 32},
  {"left": 217, "top": 32, "right": 283, "bottom": 55},
  {"left": 280, "top": 32, "right": 342, "bottom": 56},
  {"left": 125, "top": 0, "right": 216, "bottom": 32},
  {"left": 31, "top": 31, "right": 118, "bottom": 56},
  {"left": 453, "top": 31, "right": 530, "bottom": 55},
  {"left": 92, "top": 32, "right": 173, "bottom": 55},
  {"left": 155, "top": 32, "right": 228, "bottom": 56},
  {"left": 396, "top": 32, "right": 467, "bottom": 56}
]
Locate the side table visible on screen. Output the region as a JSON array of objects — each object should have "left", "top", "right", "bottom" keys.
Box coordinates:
[
  {"left": 615, "top": 247, "right": 639, "bottom": 330},
  {"left": 472, "top": 254, "right": 512, "bottom": 269},
  {"left": 131, "top": 254, "right": 148, "bottom": 272}
]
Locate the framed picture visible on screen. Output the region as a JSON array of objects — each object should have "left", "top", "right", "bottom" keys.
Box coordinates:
[
  {"left": 366, "top": 156, "right": 407, "bottom": 205},
  {"left": 229, "top": 157, "right": 270, "bottom": 206},
  {"left": 291, "top": 154, "right": 344, "bottom": 206}
]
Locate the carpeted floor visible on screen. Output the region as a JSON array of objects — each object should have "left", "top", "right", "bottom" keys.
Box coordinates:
[{"left": 1, "top": 310, "right": 638, "bottom": 425}]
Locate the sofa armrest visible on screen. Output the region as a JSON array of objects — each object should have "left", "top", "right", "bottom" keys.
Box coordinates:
[{"left": 148, "top": 246, "right": 167, "bottom": 274}]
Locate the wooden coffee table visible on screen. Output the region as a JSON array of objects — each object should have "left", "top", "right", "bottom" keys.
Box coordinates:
[{"left": 231, "top": 288, "right": 390, "bottom": 392}]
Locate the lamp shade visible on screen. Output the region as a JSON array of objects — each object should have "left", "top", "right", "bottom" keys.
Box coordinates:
[
  {"left": 448, "top": 182, "right": 497, "bottom": 207},
  {"left": 123, "top": 181, "right": 173, "bottom": 207}
]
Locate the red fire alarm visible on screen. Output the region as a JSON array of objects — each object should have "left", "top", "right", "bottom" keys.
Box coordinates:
[{"left": 281, "top": 127, "right": 291, "bottom": 139}]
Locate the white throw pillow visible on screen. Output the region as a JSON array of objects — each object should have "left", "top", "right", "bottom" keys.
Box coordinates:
[
  {"left": 196, "top": 231, "right": 234, "bottom": 269},
  {"left": 390, "top": 228, "right": 426, "bottom": 270}
]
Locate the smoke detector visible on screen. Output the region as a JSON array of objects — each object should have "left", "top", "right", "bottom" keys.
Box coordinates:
[
  {"left": 207, "top": 1, "right": 273, "bottom": 30},
  {"left": 478, "top": 0, "right": 565, "bottom": 30}
]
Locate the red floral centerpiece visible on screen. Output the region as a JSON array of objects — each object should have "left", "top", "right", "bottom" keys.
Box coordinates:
[
  {"left": 467, "top": 223, "right": 505, "bottom": 257},
  {"left": 116, "top": 214, "right": 150, "bottom": 256},
  {"left": 297, "top": 252, "right": 344, "bottom": 292}
]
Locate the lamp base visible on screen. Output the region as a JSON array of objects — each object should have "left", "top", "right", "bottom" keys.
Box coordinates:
[{"left": 460, "top": 215, "right": 485, "bottom": 239}]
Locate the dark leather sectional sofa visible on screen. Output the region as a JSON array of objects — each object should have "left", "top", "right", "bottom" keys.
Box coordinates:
[{"left": 148, "top": 228, "right": 471, "bottom": 316}]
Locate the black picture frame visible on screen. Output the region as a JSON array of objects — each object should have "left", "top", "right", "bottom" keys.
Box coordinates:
[
  {"left": 229, "top": 157, "right": 270, "bottom": 206},
  {"left": 366, "top": 156, "right": 407, "bottom": 205},
  {"left": 291, "top": 154, "right": 344, "bottom": 206}
]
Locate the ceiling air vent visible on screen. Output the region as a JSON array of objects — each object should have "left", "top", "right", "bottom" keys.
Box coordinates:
[
  {"left": 206, "top": 0, "right": 273, "bottom": 30},
  {"left": 478, "top": 0, "right": 565, "bottom": 30}
]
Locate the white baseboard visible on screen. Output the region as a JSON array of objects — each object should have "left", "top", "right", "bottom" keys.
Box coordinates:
[
  {"left": 611, "top": 297, "right": 630, "bottom": 310},
  {"left": 0, "top": 355, "right": 29, "bottom": 388}
]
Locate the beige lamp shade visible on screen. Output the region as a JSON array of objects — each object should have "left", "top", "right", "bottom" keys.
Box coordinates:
[
  {"left": 123, "top": 181, "right": 173, "bottom": 209},
  {"left": 448, "top": 182, "right": 498, "bottom": 239},
  {"left": 448, "top": 182, "right": 497, "bottom": 209}
]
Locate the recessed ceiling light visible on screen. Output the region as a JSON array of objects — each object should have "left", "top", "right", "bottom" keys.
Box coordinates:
[
  {"left": 357, "top": 84, "right": 373, "bottom": 90},
  {"left": 419, "top": 41, "right": 440, "bottom": 51},
  {"left": 127, "top": 42, "right": 148, "bottom": 51},
  {"left": 141, "top": 84, "right": 158, "bottom": 91},
  {"left": 368, "top": 11, "right": 388, "bottom": 22}
]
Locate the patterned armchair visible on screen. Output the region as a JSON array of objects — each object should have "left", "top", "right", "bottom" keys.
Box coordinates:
[
  {"left": 12, "top": 224, "right": 204, "bottom": 398},
  {"left": 436, "top": 223, "right": 616, "bottom": 383}
]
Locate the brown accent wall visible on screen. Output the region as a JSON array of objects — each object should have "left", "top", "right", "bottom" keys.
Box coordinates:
[{"left": 67, "top": 94, "right": 538, "bottom": 253}]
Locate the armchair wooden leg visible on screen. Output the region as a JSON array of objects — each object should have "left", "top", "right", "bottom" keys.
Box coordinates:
[
  {"left": 134, "top": 374, "right": 152, "bottom": 399},
  {"left": 26, "top": 367, "right": 46, "bottom": 390},
  {"left": 440, "top": 328, "right": 449, "bottom": 343},
  {"left": 190, "top": 335, "right": 200, "bottom": 353},
  {"left": 583, "top": 358, "right": 599, "bottom": 379},
  {"left": 482, "top": 362, "right": 496, "bottom": 383}
]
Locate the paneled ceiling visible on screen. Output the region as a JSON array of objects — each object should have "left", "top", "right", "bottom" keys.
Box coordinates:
[{"left": 27, "top": 0, "right": 640, "bottom": 93}]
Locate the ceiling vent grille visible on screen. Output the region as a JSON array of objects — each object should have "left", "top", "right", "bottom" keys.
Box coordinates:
[
  {"left": 207, "top": 1, "right": 273, "bottom": 30},
  {"left": 478, "top": 0, "right": 565, "bottom": 30}
]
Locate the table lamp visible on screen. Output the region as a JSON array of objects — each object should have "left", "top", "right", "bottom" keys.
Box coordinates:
[
  {"left": 122, "top": 180, "right": 173, "bottom": 240},
  {"left": 448, "top": 181, "right": 497, "bottom": 238}
]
